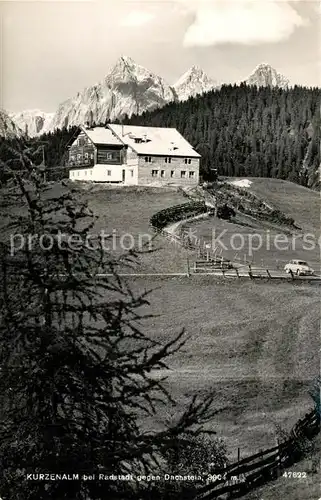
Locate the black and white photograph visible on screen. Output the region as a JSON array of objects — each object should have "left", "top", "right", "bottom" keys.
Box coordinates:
[{"left": 0, "top": 0, "right": 320, "bottom": 499}]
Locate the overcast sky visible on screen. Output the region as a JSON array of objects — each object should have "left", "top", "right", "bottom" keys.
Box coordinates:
[{"left": 0, "top": 0, "right": 320, "bottom": 112}]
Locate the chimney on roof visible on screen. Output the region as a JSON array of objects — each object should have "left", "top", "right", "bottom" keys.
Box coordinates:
[{"left": 89, "top": 110, "right": 94, "bottom": 128}]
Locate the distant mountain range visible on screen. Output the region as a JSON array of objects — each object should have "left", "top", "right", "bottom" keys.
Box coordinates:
[
  {"left": 9, "top": 109, "right": 54, "bottom": 138},
  {"left": 0, "top": 109, "right": 23, "bottom": 139},
  {"left": 5, "top": 58, "right": 292, "bottom": 138}
]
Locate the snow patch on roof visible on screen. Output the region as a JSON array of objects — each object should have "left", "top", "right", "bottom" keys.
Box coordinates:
[
  {"left": 82, "top": 126, "right": 123, "bottom": 146},
  {"left": 108, "top": 124, "right": 201, "bottom": 157}
]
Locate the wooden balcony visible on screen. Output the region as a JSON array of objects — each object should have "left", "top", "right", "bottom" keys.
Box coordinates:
[{"left": 67, "top": 158, "right": 95, "bottom": 168}]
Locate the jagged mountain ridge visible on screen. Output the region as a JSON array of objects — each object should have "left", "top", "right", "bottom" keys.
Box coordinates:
[
  {"left": 7, "top": 60, "right": 292, "bottom": 137},
  {"left": 243, "top": 63, "right": 290, "bottom": 89},
  {"left": 7, "top": 57, "right": 220, "bottom": 137},
  {"left": 9, "top": 110, "right": 54, "bottom": 137},
  {"left": 173, "top": 65, "right": 220, "bottom": 101},
  {"left": 49, "top": 56, "right": 177, "bottom": 133},
  {"left": 0, "top": 109, "right": 23, "bottom": 139}
]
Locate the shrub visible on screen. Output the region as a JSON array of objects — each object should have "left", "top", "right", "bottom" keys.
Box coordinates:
[
  {"left": 150, "top": 202, "right": 207, "bottom": 230},
  {"left": 163, "top": 433, "right": 227, "bottom": 477},
  {"left": 217, "top": 204, "right": 235, "bottom": 220}
]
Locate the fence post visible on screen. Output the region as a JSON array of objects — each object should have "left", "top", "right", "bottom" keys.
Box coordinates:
[
  {"left": 266, "top": 269, "right": 271, "bottom": 279},
  {"left": 237, "top": 447, "right": 241, "bottom": 482},
  {"left": 276, "top": 438, "right": 281, "bottom": 478},
  {"left": 186, "top": 258, "right": 190, "bottom": 277},
  {"left": 235, "top": 268, "right": 239, "bottom": 278},
  {"left": 248, "top": 264, "right": 253, "bottom": 280}
]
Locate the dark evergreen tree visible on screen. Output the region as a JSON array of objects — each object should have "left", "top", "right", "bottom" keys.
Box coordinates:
[
  {"left": 123, "top": 85, "right": 321, "bottom": 188},
  {"left": 1, "top": 85, "right": 319, "bottom": 188},
  {"left": 0, "top": 146, "right": 224, "bottom": 500}
]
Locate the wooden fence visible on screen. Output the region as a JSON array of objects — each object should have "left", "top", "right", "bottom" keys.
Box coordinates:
[
  {"left": 191, "top": 263, "right": 321, "bottom": 282},
  {"left": 195, "top": 408, "right": 320, "bottom": 499},
  {"left": 193, "top": 259, "right": 234, "bottom": 273},
  {"left": 153, "top": 228, "right": 320, "bottom": 282}
]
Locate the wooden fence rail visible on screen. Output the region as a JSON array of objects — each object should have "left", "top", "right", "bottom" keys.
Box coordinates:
[
  {"left": 195, "top": 408, "right": 320, "bottom": 499},
  {"left": 152, "top": 227, "right": 321, "bottom": 282}
]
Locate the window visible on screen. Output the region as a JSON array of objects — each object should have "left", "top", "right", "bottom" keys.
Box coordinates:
[
  {"left": 78, "top": 138, "right": 85, "bottom": 146},
  {"left": 165, "top": 157, "right": 172, "bottom": 164},
  {"left": 85, "top": 153, "right": 89, "bottom": 159},
  {"left": 170, "top": 170, "right": 175, "bottom": 178},
  {"left": 160, "top": 170, "right": 165, "bottom": 178},
  {"left": 130, "top": 170, "right": 134, "bottom": 177},
  {"left": 107, "top": 170, "right": 111, "bottom": 176},
  {"left": 181, "top": 171, "right": 186, "bottom": 178},
  {"left": 77, "top": 171, "right": 80, "bottom": 176},
  {"left": 184, "top": 159, "right": 187, "bottom": 164},
  {"left": 77, "top": 154, "right": 81, "bottom": 160},
  {"left": 145, "top": 156, "right": 152, "bottom": 163},
  {"left": 189, "top": 171, "right": 195, "bottom": 178},
  {"left": 71, "top": 155, "right": 75, "bottom": 161},
  {"left": 90, "top": 153, "right": 94, "bottom": 160},
  {"left": 151, "top": 170, "right": 158, "bottom": 177},
  {"left": 107, "top": 153, "right": 113, "bottom": 160},
  {"left": 188, "top": 159, "right": 191, "bottom": 164}
]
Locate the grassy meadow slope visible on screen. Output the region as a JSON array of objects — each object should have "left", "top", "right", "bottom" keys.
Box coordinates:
[
  {"left": 243, "top": 177, "right": 320, "bottom": 233},
  {"left": 1, "top": 181, "right": 319, "bottom": 461},
  {"left": 127, "top": 277, "right": 320, "bottom": 460},
  {"left": 76, "top": 184, "right": 196, "bottom": 273},
  {"left": 186, "top": 178, "right": 320, "bottom": 271}
]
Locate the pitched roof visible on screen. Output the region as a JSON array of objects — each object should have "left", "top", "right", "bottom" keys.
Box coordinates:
[
  {"left": 81, "top": 126, "right": 123, "bottom": 146},
  {"left": 108, "top": 124, "right": 201, "bottom": 158}
]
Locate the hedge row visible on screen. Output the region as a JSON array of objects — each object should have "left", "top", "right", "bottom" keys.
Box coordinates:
[
  {"left": 207, "top": 185, "right": 296, "bottom": 228},
  {"left": 150, "top": 201, "right": 207, "bottom": 230}
]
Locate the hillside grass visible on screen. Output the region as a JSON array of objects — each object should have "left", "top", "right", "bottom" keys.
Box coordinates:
[
  {"left": 242, "top": 433, "right": 321, "bottom": 500},
  {"left": 74, "top": 179, "right": 321, "bottom": 274},
  {"left": 233, "top": 177, "right": 320, "bottom": 234},
  {"left": 1, "top": 180, "right": 319, "bottom": 481},
  {"left": 123, "top": 277, "right": 320, "bottom": 460},
  {"left": 76, "top": 184, "right": 196, "bottom": 273},
  {"left": 186, "top": 178, "right": 320, "bottom": 272}
]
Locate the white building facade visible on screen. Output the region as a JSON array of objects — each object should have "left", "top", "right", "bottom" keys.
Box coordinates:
[{"left": 68, "top": 124, "right": 201, "bottom": 186}]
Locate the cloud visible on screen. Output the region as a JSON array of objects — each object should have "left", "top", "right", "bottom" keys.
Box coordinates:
[
  {"left": 120, "top": 10, "right": 155, "bottom": 27},
  {"left": 180, "top": 0, "right": 308, "bottom": 47}
]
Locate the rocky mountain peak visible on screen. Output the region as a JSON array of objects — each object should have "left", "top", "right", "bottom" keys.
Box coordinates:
[{"left": 245, "top": 63, "right": 290, "bottom": 88}]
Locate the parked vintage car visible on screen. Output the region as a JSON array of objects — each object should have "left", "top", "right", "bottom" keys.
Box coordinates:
[{"left": 284, "top": 260, "right": 314, "bottom": 276}]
